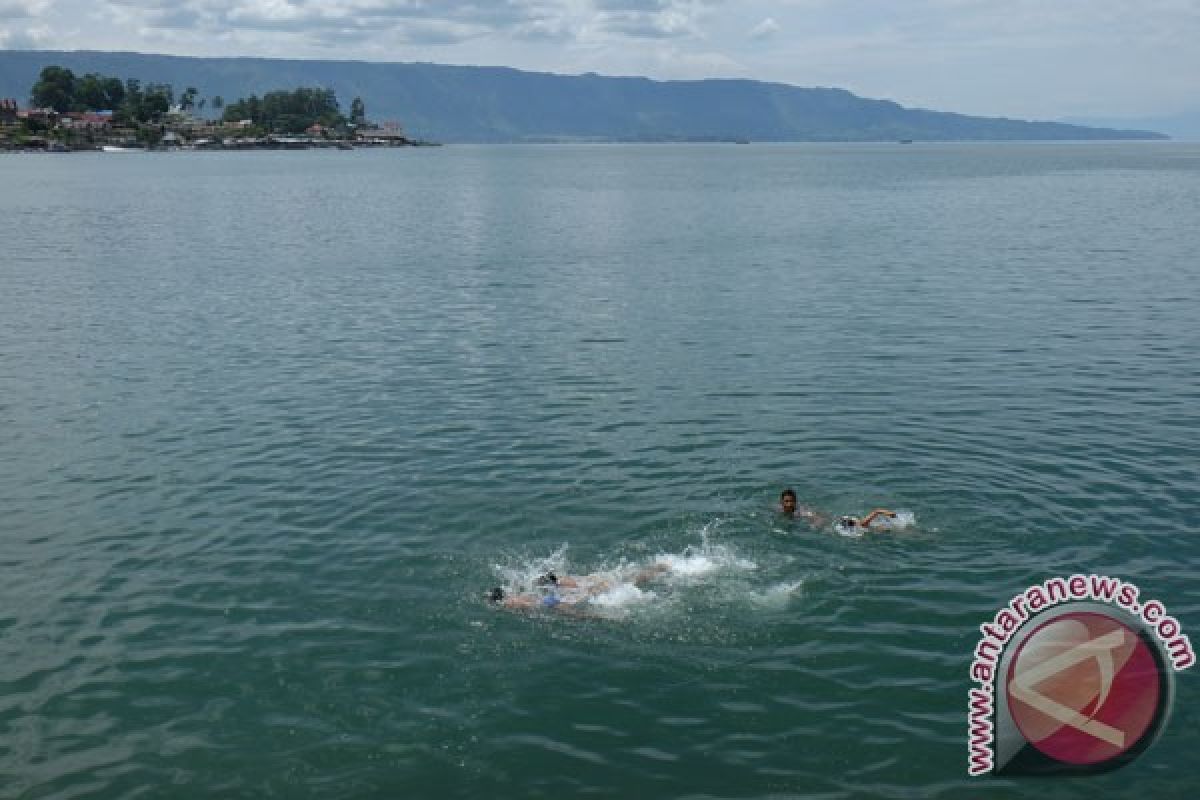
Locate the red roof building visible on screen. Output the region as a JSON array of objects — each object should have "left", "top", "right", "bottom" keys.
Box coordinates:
[{"left": 61, "top": 111, "right": 114, "bottom": 129}]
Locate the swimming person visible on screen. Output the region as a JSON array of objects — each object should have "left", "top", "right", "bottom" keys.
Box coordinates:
[
  {"left": 779, "top": 487, "right": 829, "bottom": 526},
  {"left": 780, "top": 488, "right": 898, "bottom": 533},
  {"left": 836, "top": 509, "right": 898, "bottom": 532},
  {"left": 486, "top": 563, "right": 669, "bottom": 613}
]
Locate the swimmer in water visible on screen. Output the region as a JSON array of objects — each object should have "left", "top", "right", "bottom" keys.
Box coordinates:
[
  {"left": 779, "top": 488, "right": 829, "bottom": 526},
  {"left": 779, "top": 488, "right": 897, "bottom": 533},
  {"left": 486, "top": 563, "right": 670, "bottom": 612},
  {"left": 836, "top": 509, "right": 898, "bottom": 532}
]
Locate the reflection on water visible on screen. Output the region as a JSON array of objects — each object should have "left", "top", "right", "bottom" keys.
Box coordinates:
[{"left": 1, "top": 144, "right": 1199, "bottom": 798}]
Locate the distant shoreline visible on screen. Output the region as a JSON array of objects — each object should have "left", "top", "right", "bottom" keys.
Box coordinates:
[
  {"left": 5, "top": 138, "right": 1191, "bottom": 154},
  {"left": 0, "top": 137, "right": 441, "bottom": 154}
]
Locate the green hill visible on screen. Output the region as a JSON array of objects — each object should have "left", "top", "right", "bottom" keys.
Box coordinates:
[{"left": 0, "top": 50, "right": 1168, "bottom": 143}]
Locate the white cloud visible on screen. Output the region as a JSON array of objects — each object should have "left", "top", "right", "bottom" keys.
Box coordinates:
[
  {"left": 0, "top": 24, "right": 50, "bottom": 47},
  {"left": 0, "top": 0, "right": 51, "bottom": 18},
  {"left": 748, "top": 17, "right": 777, "bottom": 40},
  {"left": 600, "top": 8, "right": 694, "bottom": 38}
]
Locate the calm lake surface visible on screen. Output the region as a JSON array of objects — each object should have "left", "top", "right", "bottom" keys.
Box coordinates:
[{"left": 2, "top": 143, "right": 1199, "bottom": 798}]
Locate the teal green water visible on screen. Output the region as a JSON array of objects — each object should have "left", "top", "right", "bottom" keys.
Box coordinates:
[{"left": 2, "top": 143, "right": 1199, "bottom": 798}]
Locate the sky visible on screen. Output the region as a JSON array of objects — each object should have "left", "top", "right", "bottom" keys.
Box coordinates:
[{"left": 1, "top": 0, "right": 1198, "bottom": 120}]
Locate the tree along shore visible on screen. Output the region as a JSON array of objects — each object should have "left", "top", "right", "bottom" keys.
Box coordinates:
[{"left": 1, "top": 66, "right": 437, "bottom": 151}]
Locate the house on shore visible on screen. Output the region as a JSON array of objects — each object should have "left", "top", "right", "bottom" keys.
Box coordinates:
[
  {"left": 17, "top": 108, "right": 60, "bottom": 127},
  {"left": 61, "top": 111, "right": 113, "bottom": 131}
]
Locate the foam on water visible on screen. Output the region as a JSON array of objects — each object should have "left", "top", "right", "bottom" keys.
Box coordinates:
[
  {"left": 654, "top": 546, "right": 756, "bottom": 580},
  {"left": 741, "top": 580, "right": 803, "bottom": 610},
  {"left": 490, "top": 525, "right": 781, "bottom": 621},
  {"left": 588, "top": 584, "right": 656, "bottom": 609},
  {"left": 653, "top": 521, "right": 757, "bottom": 578},
  {"left": 493, "top": 543, "right": 571, "bottom": 592},
  {"left": 833, "top": 521, "right": 865, "bottom": 538}
]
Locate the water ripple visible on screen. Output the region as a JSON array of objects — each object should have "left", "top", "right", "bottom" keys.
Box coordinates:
[{"left": 2, "top": 144, "right": 1199, "bottom": 797}]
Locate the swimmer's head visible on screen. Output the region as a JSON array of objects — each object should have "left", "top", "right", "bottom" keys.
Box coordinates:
[
  {"left": 486, "top": 587, "right": 505, "bottom": 604},
  {"left": 780, "top": 488, "right": 797, "bottom": 515},
  {"left": 839, "top": 516, "right": 858, "bottom": 528},
  {"left": 535, "top": 572, "right": 558, "bottom": 587}
]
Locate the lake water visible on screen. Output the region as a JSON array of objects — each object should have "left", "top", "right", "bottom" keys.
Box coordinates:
[{"left": 2, "top": 143, "right": 1199, "bottom": 798}]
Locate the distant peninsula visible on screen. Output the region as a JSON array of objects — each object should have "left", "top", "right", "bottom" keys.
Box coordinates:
[
  {"left": 1, "top": 66, "right": 429, "bottom": 151},
  {"left": 0, "top": 50, "right": 1169, "bottom": 144}
]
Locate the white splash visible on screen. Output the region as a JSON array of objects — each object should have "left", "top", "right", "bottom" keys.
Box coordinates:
[
  {"left": 589, "top": 584, "right": 656, "bottom": 608},
  {"left": 494, "top": 543, "right": 570, "bottom": 591},
  {"left": 747, "top": 580, "right": 805, "bottom": 609},
  {"left": 654, "top": 541, "right": 756, "bottom": 580},
  {"left": 491, "top": 529, "right": 780, "bottom": 621}
]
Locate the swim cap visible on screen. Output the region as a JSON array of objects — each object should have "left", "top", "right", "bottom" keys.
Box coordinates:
[{"left": 487, "top": 587, "right": 505, "bottom": 603}]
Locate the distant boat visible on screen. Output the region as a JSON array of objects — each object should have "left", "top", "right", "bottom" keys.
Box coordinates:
[
  {"left": 899, "top": 139, "right": 914, "bottom": 144},
  {"left": 101, "top": 145, "right": 144, "bottom": 153}
]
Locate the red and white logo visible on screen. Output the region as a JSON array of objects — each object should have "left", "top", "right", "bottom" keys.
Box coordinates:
[
  {"left": 1006, "top": 611, "right": 1162, "bottom": 766},
  {"left": 968, "top": 577, "right": 1191, "bottom": 777}
]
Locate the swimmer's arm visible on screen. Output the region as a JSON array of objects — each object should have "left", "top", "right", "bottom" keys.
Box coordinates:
[{"left": 860, "top": 509, "right": 898, "bottom": 528}]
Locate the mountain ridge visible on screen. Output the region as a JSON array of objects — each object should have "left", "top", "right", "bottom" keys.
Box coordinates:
[{"left": 0, "top": 49, "right": 1168, "bottom": 143}]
